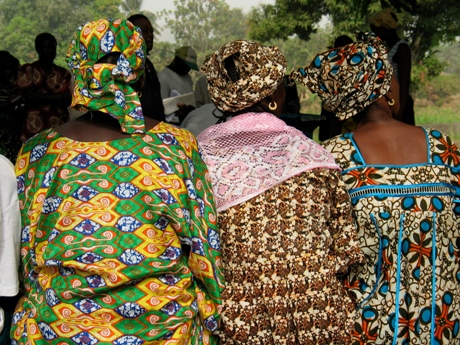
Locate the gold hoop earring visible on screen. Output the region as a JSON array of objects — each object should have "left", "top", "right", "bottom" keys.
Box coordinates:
[
  {"left": 388, "top": 98, "right": 395, "bottom": 106},
  {"left": 137, "top": 91, "right": 143, "bottom": 98},
  {"left": 269, "top": 101, "right": 277, "bottom": 111}
]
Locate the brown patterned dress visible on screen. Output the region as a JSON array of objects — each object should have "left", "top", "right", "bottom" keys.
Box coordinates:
[{"left": 216, "top": 168, "right": 364, "bottom": 345}]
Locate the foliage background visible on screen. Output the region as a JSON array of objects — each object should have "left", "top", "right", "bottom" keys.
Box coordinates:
[{"left": 0, "top": 0, "right": 458, "bottom": 141}]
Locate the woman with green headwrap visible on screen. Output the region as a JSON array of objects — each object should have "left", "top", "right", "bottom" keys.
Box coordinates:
[
  {"left": 292, "top": 32, "right": 460, "bottom": 344},
  {"left": 11, "top": 19, "right": 223, "bottom": 345}
]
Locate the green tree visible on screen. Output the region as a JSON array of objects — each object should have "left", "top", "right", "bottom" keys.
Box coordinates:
[
  {"left": 0, "top": 0, "right": 123, "bottom": 66},
  {"left": 164, "top": 0, "right": 248, "bottom": 63},
  {"left": 120, "top": 0, "right": 162, "bottom": 36},
  {"left": 248, "top": 0, "right": 460, "bottom": 67},
  {"left": 120, "top": 0, "right": 142, "bottom": 17},
  {"left": 248, "top": 1, "right": 326, "bottom": 42}
]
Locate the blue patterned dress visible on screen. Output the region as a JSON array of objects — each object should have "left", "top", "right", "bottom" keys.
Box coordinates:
[{"left": 323, "top": 128, "right": 460, "bottom": 344}]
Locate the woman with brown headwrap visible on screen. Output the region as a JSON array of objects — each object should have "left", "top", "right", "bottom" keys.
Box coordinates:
[
  {"left": 11, "top": 19, "right": 223, "bottom": 345},
  {"left": 292, "top": 32, "right": 460, "bottom": 344},
  {"left": 197, "top": 40, "right": 363, "bottom": 344}
]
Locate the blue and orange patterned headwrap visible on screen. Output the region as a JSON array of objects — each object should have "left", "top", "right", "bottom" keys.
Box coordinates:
[
  {"left": 290, "top": 32, "right": 393, "bottom": 121},
  {"left": 66, "top": 18, "right": 146, "bottom": 134}
]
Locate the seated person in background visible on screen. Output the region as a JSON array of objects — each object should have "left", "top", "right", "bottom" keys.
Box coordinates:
[
  {"left": 11, "top": 18, "right": 223, "bottom": 345},
  {"left": 127, "top": 13, "right": 165, "bottom": 122},
  {"left": 181, "top": 74, "right": 222, "bottom": 136},
  {"left": 158, "top": 46, "right": 199, "bottom": 123},
  {"left": 181, "top": 103, "right": 223, "bottom": 137},
  {"left": 194, "top": 74, "right": 211, "bottom": 108},
  {"left": 0, "top": 154, "right": 21, "bottom": 345},
  {"left": 18, "top": 33, "right": 71, "bottom": 142},
  {"left": 0, "top": 51, "right": 22, "bottom": 163},
  {"left": 158, "top": 46, "right": 198, "bottom": 99}
]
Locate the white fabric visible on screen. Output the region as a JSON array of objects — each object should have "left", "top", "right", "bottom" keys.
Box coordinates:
[
  {"left": 158, "top": 67, "right": 194, "bottom": 100},
  {"left": 181, "top": 103, "right": 223, "bottom": 137},
  {"left": 197, "top": 112, "right": 340, "bottom": 212},
  {"left": 0, "top": 154, "right": 21, "bottom": 296}
]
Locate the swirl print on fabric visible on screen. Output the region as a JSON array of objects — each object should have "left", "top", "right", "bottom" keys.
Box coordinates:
[
  {"left": 66, "top": 19, "right": 146, "bottom": 134},
  {"left": 12, "top": 122, "right": 224, "bottom": 345}
]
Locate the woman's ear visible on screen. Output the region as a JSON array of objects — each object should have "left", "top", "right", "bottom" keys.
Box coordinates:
[
  {"left": 385, "top": 76, "right": 400, "bottom": 116},
  {"left": 269, "top": 82, "right": 287, "bottom": 117}
]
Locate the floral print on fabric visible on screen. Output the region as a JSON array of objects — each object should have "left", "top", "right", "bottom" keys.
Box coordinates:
[
  {"left": 12, "top": 122, "right": 223, "bottom": 345},
  {"left": 217, "top": 169, "right": 364, "bottom": 345},
  {"left": 322, "top": 128, "right": 460, "bottom": 345},
  {"left": 290, "top": 32, "right": 392, "bottom": 121}
]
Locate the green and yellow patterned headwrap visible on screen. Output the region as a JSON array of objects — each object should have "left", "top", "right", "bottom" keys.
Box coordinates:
[{"left": 66, "top": 18, "right": 146, "bottom": 134}]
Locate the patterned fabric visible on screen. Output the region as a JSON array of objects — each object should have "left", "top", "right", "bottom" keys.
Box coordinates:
[
  {"left": 290, "top": 32, "right": 392, "bottom": 121},
  {"left": 201, "top": 40, "right": 286, "bottom": 113},
  {"left": 66, "top": 19, "right": 146, "bottom": 134},
  {"left": 197, "top": 112, "right": 340, "bottom": 212},
  {"left": 17, "top": 61, "right": 71, "bottom": 141},
  {"left": 11, "top": 122, "right": 224, "bottom": 345},
  {"left": 322, "top": 128, "right": 460, "bottom": 344},
  {"left": 217, "top": 169, "right": 364, "bottom": 344}
]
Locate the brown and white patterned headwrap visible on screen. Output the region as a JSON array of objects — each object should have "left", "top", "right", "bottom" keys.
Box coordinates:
[
  {"left": 201, "top": 40, "right": 286, "bottom": 113},
  {"left": 290, "top": 32, "right": 393, "bottom": 121}
]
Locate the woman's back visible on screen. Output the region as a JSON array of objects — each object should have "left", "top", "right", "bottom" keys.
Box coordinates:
[
  {"left": 323, "top": 128, "right": 460, "bottom": 344},
  {"left": 352, "top": 120, "right": 427, "bottom": 165},
  {"left": 12, "top": 122, "right": 223, "bottom": 344}
]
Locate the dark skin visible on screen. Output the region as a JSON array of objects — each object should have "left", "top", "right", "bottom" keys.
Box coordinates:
[
  {"left": 166, "top": 57, "right": 194, "bottom": 122},
  {"left": 371, "top": 25, "right": 412, "bottom": 123},
  {"left": 129, "top": 17, "right": 154, "bottom": 54},
  {"left": 260, "top": 82, "right": 287, "bottom": 118},
  {"left": 55, "top": 75, "right": 159, "bottom": 142},
  {"left": 24, "top": 39, "right": 72, "bottom": 106},
  {"left": 56, "top": 112, "right": 159, "bottom": 142},
  {"left": 352, "top": 77, "right": 427, "bottom": 165}
]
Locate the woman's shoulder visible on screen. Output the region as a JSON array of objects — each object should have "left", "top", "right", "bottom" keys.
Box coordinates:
[
  {"left": 321, "top": 133, "right": 353, "bottom": 153},
  {"left": 423, "top": 127, "right": 460, "bottom": 167},
  {"left": 147, "top": 121, "right": 199, "bottom": 152},
  {"left": 321, "top": 133, "right": 361, "bottom": 169}
]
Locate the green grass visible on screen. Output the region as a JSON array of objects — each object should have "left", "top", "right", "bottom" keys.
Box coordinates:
[
  {"left": 415, "top": 106, "right": 460, "bottom": 143},
  {"left": 415, "top": 106, "right": 459, "bottom": 124}
]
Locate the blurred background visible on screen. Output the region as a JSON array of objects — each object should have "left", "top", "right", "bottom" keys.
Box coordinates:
[{"left": 1, "top": 0, "right": 458, "bottom": 142}]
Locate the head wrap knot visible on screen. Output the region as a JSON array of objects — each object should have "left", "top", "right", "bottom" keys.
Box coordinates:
[
  {"left": 66, "top": 18, "right": 146, "bottom": 134},
  {"left": 290, "top": 32, "right": 393, "bottom": 121},
  {"left": 201, "top": 40, "right": 286, "bottom": 113}
]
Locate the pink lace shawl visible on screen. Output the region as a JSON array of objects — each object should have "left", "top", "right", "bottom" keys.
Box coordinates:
[{"left": 197, "top": 112, "right": 340, "bottom": 212}]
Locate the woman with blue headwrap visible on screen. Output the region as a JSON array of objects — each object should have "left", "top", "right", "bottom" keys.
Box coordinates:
[{"left": 292, "top": 32, "right": 460, "bottom": 344}]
